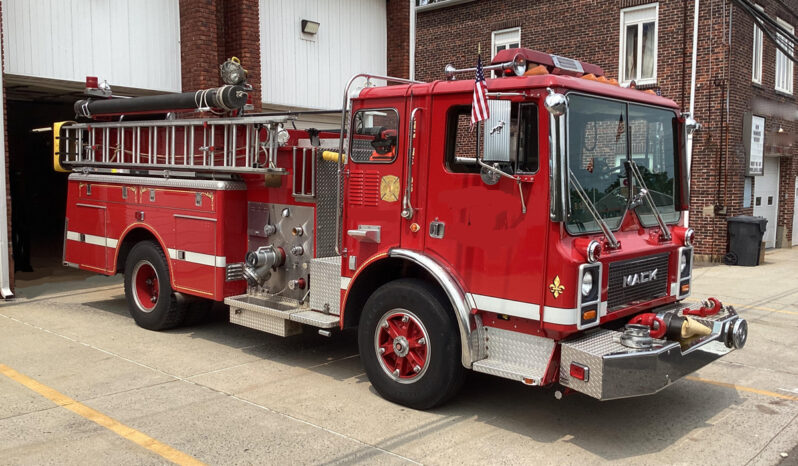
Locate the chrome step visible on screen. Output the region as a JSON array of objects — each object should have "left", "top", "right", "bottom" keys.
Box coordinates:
[
  {"left": 470, "top": 327, "right": 555, "bottom": 386},
  {"left": 225, "top": 294, "right": 339, "bottom": 337}
]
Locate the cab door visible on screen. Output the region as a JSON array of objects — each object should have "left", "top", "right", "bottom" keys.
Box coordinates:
[
  {"left": 422, "top": 93, "right": 549, "bottom": 308},
  {"left": 342, "top": 102, "right": 406, "bottom": 271}
]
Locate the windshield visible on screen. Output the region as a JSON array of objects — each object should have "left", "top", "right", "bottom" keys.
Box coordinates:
[{"left": 566, "top": 94, "right": 680, "bottom": 234}]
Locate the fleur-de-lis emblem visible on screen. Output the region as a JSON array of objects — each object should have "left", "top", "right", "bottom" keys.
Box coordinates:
[{"left": 549, "top": 275, "right": 565, "bottom": 298}]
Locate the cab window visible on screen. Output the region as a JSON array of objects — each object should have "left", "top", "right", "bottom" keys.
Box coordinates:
[
  {"left": 445, "top": 103, "right": 538, "bottom": 173},
  {"left": 350, "top": 109, "right": 400, "bottom": 164}
]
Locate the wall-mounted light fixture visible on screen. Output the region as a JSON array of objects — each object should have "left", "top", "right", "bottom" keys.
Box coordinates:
[
  {"left": 301, "top": 20, "right": 320, "bottom": 35},
  {"left": 778, "top": 126, "right": 785, "bottom": 133}
]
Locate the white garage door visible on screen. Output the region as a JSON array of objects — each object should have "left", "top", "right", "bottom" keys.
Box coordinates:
[{"left": 753, "top": 157, "right": 780, "bottom": 248}]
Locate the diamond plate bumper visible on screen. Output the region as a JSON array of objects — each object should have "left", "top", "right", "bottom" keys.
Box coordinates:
[{"left": 559, "top": 302, "right": 747, "bottom": 400}]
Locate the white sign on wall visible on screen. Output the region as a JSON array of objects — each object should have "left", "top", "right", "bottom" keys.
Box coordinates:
[{"left": 748, "top": 115, "right": 765, "bottom": 176}]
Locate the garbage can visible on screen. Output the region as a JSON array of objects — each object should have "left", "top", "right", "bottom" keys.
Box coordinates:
[{"left": 725, "top": 216, "right": 768, "bottom": 266}]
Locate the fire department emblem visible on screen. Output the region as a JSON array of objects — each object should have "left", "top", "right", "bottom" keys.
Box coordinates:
[
  {"left": 380, "top": 175, "right": 400, "bottom": 202},
  {"left": 549, "top": 275, "right": 565, "bottom": 298}
]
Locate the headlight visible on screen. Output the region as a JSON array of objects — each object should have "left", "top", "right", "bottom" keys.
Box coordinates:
[
  {"left": 581, "top": 272, "right": 594, "bottom": 297},
  {"left": 680, "top": 260, "right": 687, "bottom": 274}
]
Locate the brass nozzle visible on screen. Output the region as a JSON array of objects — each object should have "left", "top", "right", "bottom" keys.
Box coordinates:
[{"left": 681, "top": 316, "right": 712, "bottom": 338}]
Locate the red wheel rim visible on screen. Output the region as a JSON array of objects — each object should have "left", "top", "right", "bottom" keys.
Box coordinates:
[
  {"left": 374, "top": 309, "right": 430, "bottom": 383},
  {"left": 132, "top": 261, "right": 159, "bottom": 312}
]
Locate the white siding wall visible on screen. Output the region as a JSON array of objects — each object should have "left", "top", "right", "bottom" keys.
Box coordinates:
[
  {"left": 260, "top": 0, "right": 387, "bottom": 110},
  {"left": 2, "top": 0, "right": 181, "bottom": 92}
]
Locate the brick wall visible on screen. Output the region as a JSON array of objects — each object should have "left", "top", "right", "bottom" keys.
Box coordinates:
[
  {"left": 414, "top": 0, "right": 798, "bottom": 258},
  {"left": 179, "top": 0, "right": 262, "bottom": 110},
  {"left": 387, "top": 0, "right": 410, "bottom": 79}
]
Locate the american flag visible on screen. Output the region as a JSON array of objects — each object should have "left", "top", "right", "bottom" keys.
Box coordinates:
[{"left": 471, "top": 55, "right": 489, "bottom": 128}]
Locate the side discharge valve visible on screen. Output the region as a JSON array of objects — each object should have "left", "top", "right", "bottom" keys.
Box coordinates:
[{"left": 243, "top": 245, "right": 286, "bottom": 286}]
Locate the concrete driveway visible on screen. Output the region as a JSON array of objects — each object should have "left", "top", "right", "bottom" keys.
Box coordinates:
[{"left": 1, "top": 249, "right": 797, "bottom": 465}]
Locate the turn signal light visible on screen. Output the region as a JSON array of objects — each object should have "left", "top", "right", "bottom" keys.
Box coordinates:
[
  {"left": 681, "top": 284, "right": 690, "bottom": 294},
  {"left": 582, "top": 309, "right": 597, "bottom": 321},
  {"left": 569, "top": 363, "right": 589, "bottom": 382}
]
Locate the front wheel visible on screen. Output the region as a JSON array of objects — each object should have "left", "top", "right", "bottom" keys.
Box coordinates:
[
  {"left": 124, "top": 241, "right": 184, "bottom": 330},
  {"left": 358, "top": 278, "right": 464, "bottom": 409}
]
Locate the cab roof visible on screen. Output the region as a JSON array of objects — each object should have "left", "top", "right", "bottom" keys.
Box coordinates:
[{"left": 358, "top": 74, "right": 679, "bottom": 111}]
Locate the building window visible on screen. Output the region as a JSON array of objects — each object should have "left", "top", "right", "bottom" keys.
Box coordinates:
[
  {"left": 775, "top": 17, "right": 794, "bottom": 94},
  {"left": 492, "top": 27, "right": 521, "bottom": 56},
  {"left": 491, "top": 28, "right": 520, "bottom": 78},
  {"left": 619, "top": 4, "right": 659, "bottom": 85},
  {"left": 752, "top": 5, "right": 764, "bottom": 84}
]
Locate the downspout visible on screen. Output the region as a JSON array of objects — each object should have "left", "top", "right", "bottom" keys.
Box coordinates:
[
  {"left": 409, "top": 0, "right": 416, "bottom": 80},
  {"left": 686, "top": 0, "right": 700, "bottom": 227},
  {"left": 0, "top": 67, "right": 13, "bottom": 298}
]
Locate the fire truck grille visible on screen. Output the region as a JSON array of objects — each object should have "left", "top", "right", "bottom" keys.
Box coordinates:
[{"left": 607, "top": 253, "right": 669, "bottom": 311}]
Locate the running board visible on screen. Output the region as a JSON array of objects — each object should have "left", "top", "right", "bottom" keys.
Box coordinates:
[
  {"left": 470, "top": 327, "right": 555, "bottom": 386},
  {"left": 225, "top": 294, "right": 339, "bottom": 337}
]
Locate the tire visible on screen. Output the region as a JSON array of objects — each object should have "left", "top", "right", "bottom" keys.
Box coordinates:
[
  {"left": 123, "top": 241, "right": 185, "bottom": 330},
  {"left": 358, "top": 278, "right": 465, "bottom": 409}
]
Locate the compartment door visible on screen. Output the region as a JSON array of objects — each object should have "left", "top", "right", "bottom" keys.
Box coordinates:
[
  {"left": 172, "top": 215, "right": 217, "bottom": 298},
  {"left": 65, "top": 203, "right": 107, "bottom": 272}
]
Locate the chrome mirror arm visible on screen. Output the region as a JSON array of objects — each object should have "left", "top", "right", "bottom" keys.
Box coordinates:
[{"left": 475, "top": 153, "right": 527, "bottom": 214}]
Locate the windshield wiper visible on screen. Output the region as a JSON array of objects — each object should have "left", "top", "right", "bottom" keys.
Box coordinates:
[
  {"left": 568, "top": 170, "right": 620, "bottom": 249},
  {"left": 626, "top": 160, "right": 672, "bottom": 241}
]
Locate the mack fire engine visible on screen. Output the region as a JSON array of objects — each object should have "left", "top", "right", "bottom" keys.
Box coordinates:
[{"left": 54, "top": 50, "right": 748, "bottom": 409}]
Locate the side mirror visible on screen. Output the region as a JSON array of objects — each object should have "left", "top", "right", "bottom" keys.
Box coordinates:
[{"left": 483, "top": 100, "right": 511, "bottom": 163}]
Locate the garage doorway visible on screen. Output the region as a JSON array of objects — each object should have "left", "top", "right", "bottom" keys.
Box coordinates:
[
  {"left": 753, "top": 156, "right": 779, "bottom": 248},
  {"left": 7, "top": 99, "right": 76, "bottom": 277}
]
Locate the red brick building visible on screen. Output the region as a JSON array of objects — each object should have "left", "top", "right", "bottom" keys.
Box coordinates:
[{"left": 398, "top": 0, "right": 798, "bottom": 260}]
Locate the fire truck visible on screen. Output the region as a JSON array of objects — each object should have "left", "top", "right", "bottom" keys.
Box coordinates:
[{"left": 54, "top": 50, "right": 748, "bottom": 409}]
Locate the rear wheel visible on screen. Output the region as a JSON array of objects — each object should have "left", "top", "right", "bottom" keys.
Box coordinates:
[
  {"left": 124, "top": 241, "right": 184, "bottom": 330},
  {"left": 358, "top": 278, "right": 464, "bottom": 409}
]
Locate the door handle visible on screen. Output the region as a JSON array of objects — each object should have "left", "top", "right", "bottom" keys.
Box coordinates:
[{"left": 347, "top": 225, "right": 381, "bottom": 243}]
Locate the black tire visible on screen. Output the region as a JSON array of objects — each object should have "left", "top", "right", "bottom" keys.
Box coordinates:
[
  {"left": 123, "top": 240, "right": 185, "bottom": 330},
  {"left": 358, "top": 278, "right": 465, "bottom": 409}
]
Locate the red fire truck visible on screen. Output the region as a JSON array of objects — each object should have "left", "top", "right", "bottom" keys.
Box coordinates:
[{"left": 54, "top": 49, "right": 747, "bottom": 409}]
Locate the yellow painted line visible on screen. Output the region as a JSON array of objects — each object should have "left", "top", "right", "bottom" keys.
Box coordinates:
[
  {"left": 685, "top": 376, "right": 798, "bottom": 401},
  {"left": 0, "top": 364, "right": 205, "bottom": 466},
  {"left": 684, "top": 298, "right": 798, "bottom": 316}
]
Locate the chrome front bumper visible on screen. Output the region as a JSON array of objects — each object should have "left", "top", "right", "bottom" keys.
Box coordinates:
[{"left": 559, "top": 302, "right": 747, "bottom": 400}]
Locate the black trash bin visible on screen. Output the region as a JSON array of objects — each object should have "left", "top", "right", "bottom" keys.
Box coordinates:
[{"left": 725, "top": 215, "right": 768, "bottom": 266}]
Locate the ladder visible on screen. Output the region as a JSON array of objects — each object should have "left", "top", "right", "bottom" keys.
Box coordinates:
[{"left": 57, "top": 115, "right": 301, "bottom": 176}]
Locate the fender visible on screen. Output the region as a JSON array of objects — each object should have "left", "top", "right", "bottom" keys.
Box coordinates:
[{"left": 389, "top": 248, "right": 476, "bottom": 368}]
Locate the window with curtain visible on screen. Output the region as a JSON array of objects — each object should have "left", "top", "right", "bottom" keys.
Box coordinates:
[
  {"left": 619, "top": 4, "right": 658, "bottom": 85},
  {"left": 775, "top": 17, "right": 794, "bottom": 94},
  {"left": 752, "top": 5, "right": 764, "bottom": 84}
]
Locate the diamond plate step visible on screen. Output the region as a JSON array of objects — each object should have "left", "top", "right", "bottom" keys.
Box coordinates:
[
  {"left": 225, "top": 294, "right": 339, "bottom": 337},
  {"left": 471, "top": 326, "right": 556, "bottom": 385}
]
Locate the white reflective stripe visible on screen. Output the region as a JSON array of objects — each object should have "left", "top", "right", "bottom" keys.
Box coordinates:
[
  {"left": 168, "top": 248, "right": 227, "bottom": 268},
  {"left": 470, "top": 293, "right": 541, "bottom": 320},
  {"left": 83, "top": 234, "right": 107, "bottom": 247},
  {"left": 66, "top": 231, "right": 118, "bottom": 249},
  {"left": 465, "top": 293, "right": 477, "bottom": 310},
  {"left": 340, "top": 277, "right": 351, "bottom": 290},
  {"left": 542, "top": 306, "right": 579, "bottom": 325}
]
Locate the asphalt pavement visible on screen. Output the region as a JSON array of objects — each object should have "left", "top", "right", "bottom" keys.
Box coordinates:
[{"left": 1, "top": 249, "right": 797, "bottom": 465}]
